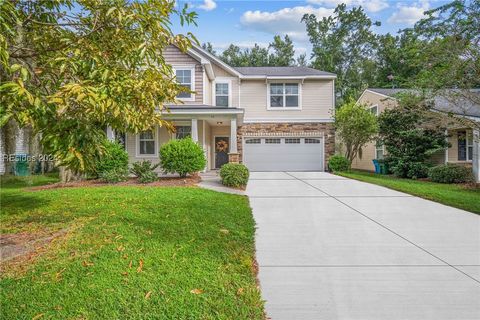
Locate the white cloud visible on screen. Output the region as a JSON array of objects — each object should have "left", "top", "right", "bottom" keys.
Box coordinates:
[
  {"left": 387, "top": 1, "right": 430, "bottom": 25},
  {"left": 307, "top": 0, "right": 389, "bottom": 13},
  {"left": 197, "top": 0, "right": 216, "bottom": 11},
  {"left": 240, "top": 6, "right": 333, "bottom": 42}
]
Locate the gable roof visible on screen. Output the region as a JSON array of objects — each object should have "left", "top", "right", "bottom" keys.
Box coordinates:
[
  {"left": 186, "top": 44, "right": 336, "bottom": 79},
  {"left": 363, "top": 88, "right": 480, "bottom": 119},
  {"left": 234, "top": 66, "right": 336, "bottom": 78}
]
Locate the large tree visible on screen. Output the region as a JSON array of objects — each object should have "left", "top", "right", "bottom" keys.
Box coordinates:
[
  {"left": 0, "top": 0, "right": 197, "bottom": 176},
  {"left": 268, "top": 35, "right": 295, "bottom": 66},
  {"left": 408, "top": 0, "right": 480, "bottom": 130},
  {"left": 302, "top": 4, "right": 379, "bottom": 104}
]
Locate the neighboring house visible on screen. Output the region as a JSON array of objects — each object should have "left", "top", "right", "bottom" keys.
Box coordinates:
[
  {"left": 111, "top": 44, "right": 336, "bottom": 172},
  {"left": 352, "top": 88, "right": 480, "bottom": 181}
]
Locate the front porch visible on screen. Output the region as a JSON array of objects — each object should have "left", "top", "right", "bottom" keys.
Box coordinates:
[{"left": 118, "top": 107, "right": 244, "bottom": 172}]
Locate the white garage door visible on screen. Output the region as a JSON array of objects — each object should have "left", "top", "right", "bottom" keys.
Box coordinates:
[{"left": 243, "top": 137, "right": 324, "bottom": 172}]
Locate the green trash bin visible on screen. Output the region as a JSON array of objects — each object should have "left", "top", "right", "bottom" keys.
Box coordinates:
[
  {"left": 378, "top": 160, "right": 387, "bottom": 175},
  {"left": 14, "top": 154, "right": 30, "bottom": 176}
]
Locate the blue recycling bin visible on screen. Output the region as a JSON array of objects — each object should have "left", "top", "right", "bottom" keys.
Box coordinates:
[
  {"left": 14, "top": 154, "right": 30, "bottom": 176},
  {"left": 372, "top": 159, "right": 380, "bottom": 174}
]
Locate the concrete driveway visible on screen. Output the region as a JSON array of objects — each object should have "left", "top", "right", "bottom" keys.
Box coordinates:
[{"left": 246, "top": 172, "right": 480, "bottom": 320}]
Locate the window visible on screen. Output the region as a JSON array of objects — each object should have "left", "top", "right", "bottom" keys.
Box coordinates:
[
  {"left": 139, "top": 130, "right": 156, "bottom": 155},
  {"left": 269, "top": 83, "right": 300, "bottom": 109},
  {"left": 175, "top": 68, "right": 194, "bottom": 99},
  {"left": 375, "top": 140, "right": 384, "bottom": 160},
  {"left": 459, "top": 131, "right": 474, "bottom": 161},
  {"left": 246, "top": 138, "right": 261, "bottom": 144},
  {"left": 467, "top": 132, "right": 473, "bottom": 161},
  {"left": 305, "top": 138, "right": 321, "bottom": 144},
  {"left": 285, "top": 138, "right": 300, "bottom": 144},
  {"left": 175, "top": 126, "right": 191, "bottom": 139},
  {"left": 215, "top": 82, "right": 229, "bottom": 107},
  {"left": 370, "top": 105, "right": 378, "bottom": 116},
  {"left": 265, "top": 138, "right": 281, "bottom": 144}
]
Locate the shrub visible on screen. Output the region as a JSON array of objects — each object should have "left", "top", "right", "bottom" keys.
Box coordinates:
[
  {"left": 328, "top": 155, "right": 350, "bottom": 172},
  {"left": 428, "top": 164, "right": 474, "bottom": 183},
  {"left": 391, "top": 160, "right": 430, "bottom": 179},
  {"left": 131, "top": 160, "right": 160, "bottom": 183},
  {"left": 159, "top": 138, "right": 206, "bottom": 177},
  {"left": 219, "top": 163, "right": 249, "bottom": 188},
  {"left": 96, "top": 141, "right": 129, "bottom": 176},
  {"left": 100, "top": 168, "right": 128, "bottom": 183}
]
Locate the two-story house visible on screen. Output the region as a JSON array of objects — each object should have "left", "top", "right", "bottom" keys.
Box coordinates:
[{"left": 120, "top": 44, "right": 336, "bottom": 172}]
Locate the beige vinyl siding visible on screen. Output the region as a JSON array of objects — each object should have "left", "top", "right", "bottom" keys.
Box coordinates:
[
  {"left": 211, "top": 63, "right": 239, "bottom": 107},
  {"left": 212, "top": 63, "right": 235, "bottom": 77},
  {"left": 351, "top": 141, "right": 377, "bottom": 171},
  {"left": 125, "top": 125, "right": 170, "bottom": 172},
  {"left": 163, "top": 45, "right": 203, "bottom": 104},
  {"left": 241, "top": 79, "right": 334, "bottom": 120},
  {"left": 357, "top": 90, "right": 398, "bottom": 113}
]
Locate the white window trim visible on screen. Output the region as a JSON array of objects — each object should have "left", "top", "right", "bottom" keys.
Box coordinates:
[
  {"left": 174, "top": 124, "right": 192, "bottom": 140},
  {"left": 213, "top": 78, "right": 233, "bottom": 107},
  {"left": 172, "top": 65, "right": 196, "bottom": 102},
  {"left": 375, "top": 141, "right": 385, "bottom": 160},
  {"left": 370, "top": 104, "right": 379, "bottom": 116},
  {"left": 136, "top": 127, "right": 159, "bottom": 158},
  {"left": 466, "top": 131, "right": 474, "bottom": 162},
  {"left": 266, "top": 82, "right": 302, "bottom": 111}
]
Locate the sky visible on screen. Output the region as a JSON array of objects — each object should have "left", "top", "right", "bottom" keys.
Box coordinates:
[{"left": 173, "top": 0, "right": 450, "bottom": 58}]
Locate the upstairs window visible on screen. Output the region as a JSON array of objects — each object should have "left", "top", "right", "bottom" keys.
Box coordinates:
[
  {"left": 138, "top": 130, "right": 156, "bottom": 156},
  {"left": 175, "top": 68, "right": 194, "bottom": 100},
  {"left": 269, "top": 83, "right": 300, "bottom": 109},
  {"left": 215, "top": 83, "right": 229, "bottom": 107},
  {"left": 370, "top": 105, "right": 379, "bottom": 116}
]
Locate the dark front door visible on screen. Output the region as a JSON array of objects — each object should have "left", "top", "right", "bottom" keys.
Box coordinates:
[{"left": 215, "top": 137, "right": 229, "bottom": 168}]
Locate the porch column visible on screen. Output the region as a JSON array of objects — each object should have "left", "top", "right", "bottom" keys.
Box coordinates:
[
  {"left": 191, "top": 118, "right": 198, "bottom": 142},
  {"left": 473, "top": 129, "right": 479, "bottom": 183},
  {"left": 228, "top": 117, "right": 239, "bottom": 163},
  {"left": 230, "top": 118, "right": 237, "bottom": 153},
  {"left": 106, "top": 126, "right": 115, "bottom": 141}
]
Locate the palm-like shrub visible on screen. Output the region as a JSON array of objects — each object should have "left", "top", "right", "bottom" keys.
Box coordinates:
[
  {"left": 131, "top": 160, "right": 160, "bottom": 183},
  {"left": 159, "top": 138, "right": 206, "bottom": 177}
]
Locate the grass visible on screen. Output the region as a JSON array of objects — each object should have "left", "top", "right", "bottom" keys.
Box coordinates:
[
  {"left": 0, "top": 174, "right": 264, "bottom": 319},
  {"left": 337, "top": 170, "right": 480, "bottom": 214}
]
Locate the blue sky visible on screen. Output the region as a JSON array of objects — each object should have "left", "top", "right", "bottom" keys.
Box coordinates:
[{"left": 174, "top": 0, "right": 449, "bottom": 58}]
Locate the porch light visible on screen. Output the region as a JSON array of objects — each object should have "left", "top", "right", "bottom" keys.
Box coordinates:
[{"left": 216, "top": 121, "right": 223, "bottom": 125}]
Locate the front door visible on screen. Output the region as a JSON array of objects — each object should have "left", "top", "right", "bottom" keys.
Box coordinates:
[{"left": 215, "top": 137, "right": 229, "bottom": 168}]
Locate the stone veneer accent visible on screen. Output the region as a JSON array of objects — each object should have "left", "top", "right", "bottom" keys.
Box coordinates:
[{"left": 236, "top": 122, "right": 335, "bottom": 168}]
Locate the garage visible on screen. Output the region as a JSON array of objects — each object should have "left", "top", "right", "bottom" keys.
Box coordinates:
[{"left": 243, "top": 136, "right": 324, "bottom": 172}]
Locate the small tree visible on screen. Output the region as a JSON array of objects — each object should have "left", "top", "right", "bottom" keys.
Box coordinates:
[
  {"left": 378, "top": 96, "right": 449, "bottom": 179},
  {"left": 335, "top": 100, "right": 378, "bottom": 162}
]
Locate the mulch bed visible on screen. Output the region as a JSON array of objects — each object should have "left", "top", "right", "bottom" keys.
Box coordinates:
[{"left": 27, "top": 176, "right": 201, "bottom": 191}]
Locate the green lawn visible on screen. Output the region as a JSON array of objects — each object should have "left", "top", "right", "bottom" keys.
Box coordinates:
[
  {"left": 337, "top": 170, "right": 480, "bottom": 214},
  {"left": 0, "top": 175, "right": 264, "bottom": 319}
]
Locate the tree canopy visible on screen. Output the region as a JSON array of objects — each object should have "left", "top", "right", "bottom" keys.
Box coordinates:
[
  {"left": 0, "top": 0, "right": 197, "bottom": 173},
  {"left": 204, "top": 35, "right": 301, "bottom": 67}
]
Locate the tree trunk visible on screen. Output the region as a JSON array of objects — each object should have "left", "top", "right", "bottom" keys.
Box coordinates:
[{"left": 59, "top": 166, "right": 83, "bottom": 183}]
